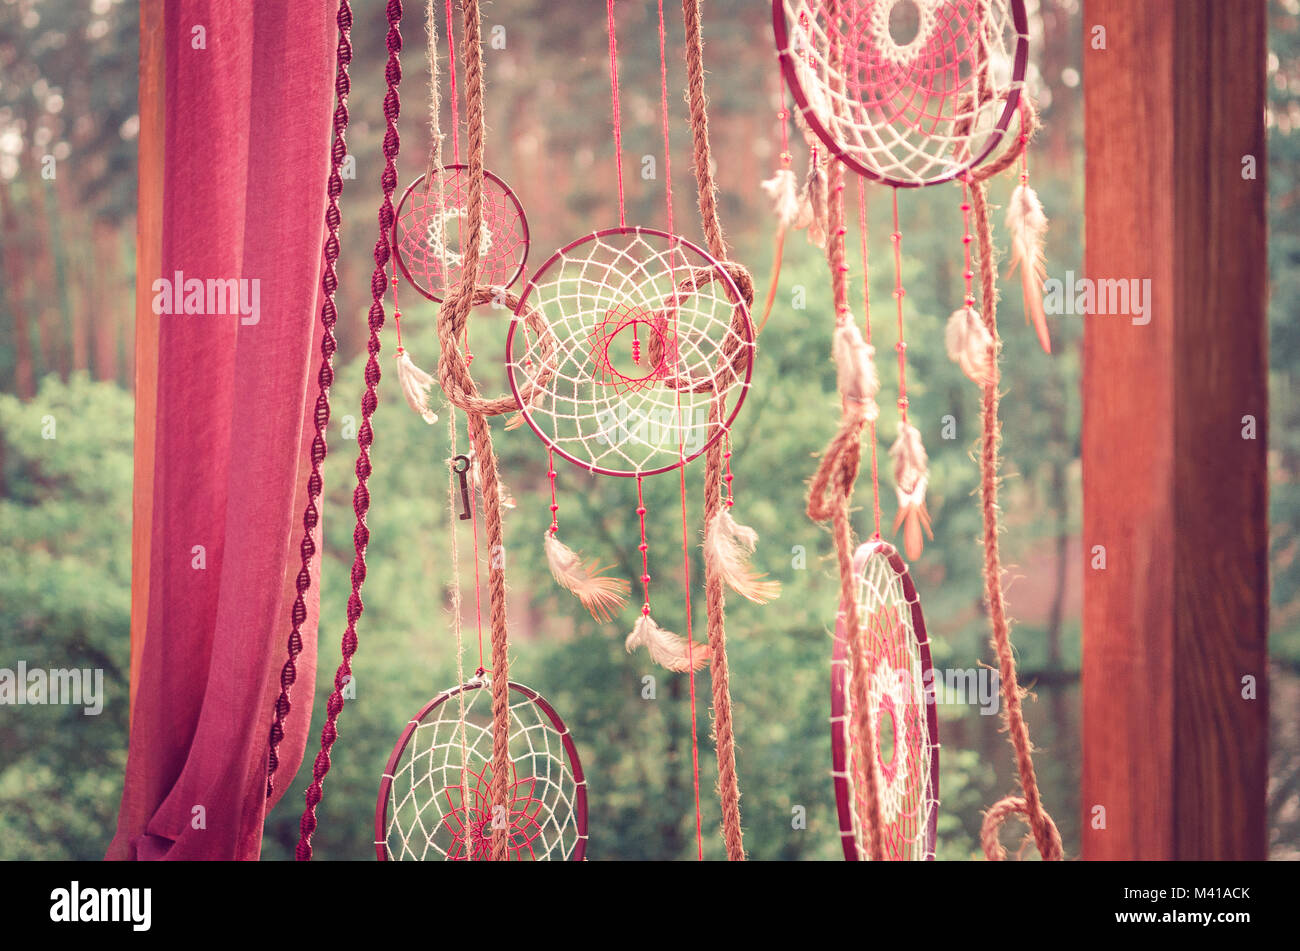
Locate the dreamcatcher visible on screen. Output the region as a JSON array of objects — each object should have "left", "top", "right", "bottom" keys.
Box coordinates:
[
  {"left": 831, "top": 541, "right": 937, "bottom": 860},
  {"left": 273, "top": 0, "right": 581, "bottom": 862},
  {"left": 376, "top": 677, "right": 587, "bottom": 861},
  {"left": 501, "top": 0, "right": 766, "bottom": 861},
  {"left": 775, "top": 0, "right": 1061, "bottom": 860}
]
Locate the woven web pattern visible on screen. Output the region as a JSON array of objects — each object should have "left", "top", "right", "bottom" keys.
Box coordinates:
[
  {"left": 832, "top": 547, "right": 938, "bottom": 860},
  {"left": 380, "top": 681, "right": 585, "bottom": 861},
  {"left": 506, "top": 228, "right": 753, "bottom": 477},
  {"left": 394, "top": 165, "right": 529, "bottom": 302},
  {"left": 775, "top": 0, "right": 1027, "bottom": 186}
]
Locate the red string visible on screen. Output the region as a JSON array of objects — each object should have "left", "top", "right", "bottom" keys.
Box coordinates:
[
  {"left": 635, "top": 476, "right": 651, "bottom": 616},
  {"left": 546, "top": 448, "right": 559, "bottom": 534},
  {"left": 859, "top": 178, "right": 881, "bottom": 539},
  {"left": 467, "top": 427, "right": 486, "bottom": 670},
  {"left": 890, "top": 188, "right": 909, "bottom": 423},
  {"left": 391, "top": 259, "right": 404, "bottom": 348},
  {"left": 606, "top": 0, "right": 626, "bottom": 227},
  {"left": 444, "top": 0, "right": 460, "bottom": 164}
]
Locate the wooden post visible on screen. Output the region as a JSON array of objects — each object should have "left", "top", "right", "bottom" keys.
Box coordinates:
[
  {"left": 130, "top": 0, "right": 165, "bottom": 721},
  {"left": 1081, "top": 0, "right": 1268, "bottom": 859}
]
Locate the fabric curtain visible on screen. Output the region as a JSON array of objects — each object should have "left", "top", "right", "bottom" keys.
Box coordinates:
[{"left": 109, "top": 0, "right": 335, "bottom": 860}]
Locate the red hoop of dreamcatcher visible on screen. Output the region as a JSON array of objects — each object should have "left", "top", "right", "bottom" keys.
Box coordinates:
[
  {"left": 375, "top": 678, "right": 587, "bottom": 861},
  {"left": 393, "top": 164, "right": 530, "bottom": 302},
  {"left": 505, "top": 226, "right": 754, "bottom": 478},
  {"left": 832, "top": 540, "right": 939, "bottom": 860},
  {"left": 772, "top": 0, "right": 1029, "bottom": 187}
]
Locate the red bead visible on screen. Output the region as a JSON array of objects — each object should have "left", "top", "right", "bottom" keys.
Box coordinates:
[
  {"left": 641, "top": 574, "right": 651, "bottom": 583},
  {"left": 636, "top": 507, "right": 646, "bottom": 515},
  {"left": 638, "top": 543, "right": 648, "bottom": 552},
  {"left": 550, "top": 504, "right": 559, "bottom": 512}
]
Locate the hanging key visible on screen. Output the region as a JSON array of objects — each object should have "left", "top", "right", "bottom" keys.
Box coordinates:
[{"left": 452, "top": 454, "right": 472, "bottom": 520}]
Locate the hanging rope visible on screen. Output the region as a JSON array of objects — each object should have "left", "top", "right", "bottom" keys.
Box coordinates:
[
  {"left": 969, "top": 159, "right": 1062, "bottom": 862},
  {"left": 266, "top": 0, "right": 354, "bottom": 801},
  {"left": 429, "top": 0, "right": 524, "bottom": 863},
  {"left": 296, "top": 0, "right": 405, "bottom": 861},
  {"left": 680, "top": 0, "right": 748, "bottom": 862},
  {"left": 803, "top": 9, "right": 886, "bottom": 860}
]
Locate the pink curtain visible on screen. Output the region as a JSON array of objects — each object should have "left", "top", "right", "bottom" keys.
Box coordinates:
[{"left": 109, "top": 0, "right": 335, "bottom": 860}]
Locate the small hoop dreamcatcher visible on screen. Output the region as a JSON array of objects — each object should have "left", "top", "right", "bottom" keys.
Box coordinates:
[
  {"left": 376, "top": 676, "right": 588, "bottom": 861},
  {"left": 393, "top": 164, "right": 530, "bottom": 302},
  {"left": 506, "top": 226, "right": 754, "bottom": 478},
  {"left": 831, "top": 541, "right": 938, "bottom": 860},
  {"left": 772, "top": 0, "right": 1029, "bottom": 187}
]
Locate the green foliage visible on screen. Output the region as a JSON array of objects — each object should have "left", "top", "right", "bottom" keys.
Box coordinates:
[{"left": 0, "top": 374, "right": 132, "bottom": 859}]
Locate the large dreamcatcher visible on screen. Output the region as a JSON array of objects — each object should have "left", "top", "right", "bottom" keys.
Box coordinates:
[
  {"left": 377, "top": 677, "right": 587, "bottom": 861},
  {"left": 500, "top": 0, "right": 767, "bottom": 861},
  {"left": 774, "top": 0, "right": 1062, "bottom": 860}
]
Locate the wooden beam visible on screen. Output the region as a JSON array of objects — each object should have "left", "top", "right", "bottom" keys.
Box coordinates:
[
  {"left": 1081, "top": 0, "right": 1269, "bottom": 859},
  {"left": 130, "top": 0, "right": 165, "bottom": 721}
]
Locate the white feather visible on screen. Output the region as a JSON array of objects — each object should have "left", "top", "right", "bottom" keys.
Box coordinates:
[
  {"left": 944, "top": 306, "right": 995, "bottom": 387},
  {"left": 704, "top": 508, "right": 780, "bottom": 604},
  {"left": 889, "top": 421, "right": 933, "bottom": 561},
  {"left": 394, "top": 347, "right": 439, "bottom": 424},
  {"left": 760, "top": 169, "right": 801, "bottom": 230},
  {"left": 544, "top": 532, "right": 629, "bottom": 622},
  {"left": 1005, "top": 183, "right": 1052, "bottom": 354},
  {"left": 833, "top": 320, "right": 880, "bottom": 422},
  {"left": 625, "top": 614, "right": 710, "bottom": 672}
]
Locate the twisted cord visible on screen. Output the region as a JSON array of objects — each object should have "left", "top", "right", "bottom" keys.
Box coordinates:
[
  {"left": 266, "top": 0, "right": 353, "bottom": 801},
  {"left": 970, "top": 177, "right": 1062, "bottom": 862},
  {"left": 296, "top": 0, "right": 405, "bottom": 861},
  {"left": 681, "top": 0, "right": 746, "bottom": 861},
  {"left": 808, "top": 151, "right": 885, "bottom": 862},
  {"left": 425, "top": 0, "right": 514, "bottom": 863}
]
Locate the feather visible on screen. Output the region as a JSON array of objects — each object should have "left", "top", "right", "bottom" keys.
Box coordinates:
[
  {"left": 1005, "top": 183, "right": 1051, "bottom": 354},
  {"left": 802, "top": 158, "right": 829, "bottom": 250},
  {"left": 395, "top": 347, "right": 439, "bottom": 424},
  {"left": 625, "top": 613, "right": 710, "bottom": 672},
  {"left": 944, "top": 306, "right": 996, "bottom": 387},
  {"left": 704, "top": 508, "right": 781, "bottom": 604},
  {"left": 544, "top": 532, "right": 629, "bottom": 622},
  {"left": 833, "top": 320, "right": 880, "bottom": 422},
  {"left": 889, "top": 421, "right": 934, "bottom": 561},
  {"left": 761, "top": 169, "right": 801, "bottom": 230}
]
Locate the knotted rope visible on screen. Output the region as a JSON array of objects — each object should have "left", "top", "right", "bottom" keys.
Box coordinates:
[
  {"left": 296, "top": 0, "right": 405, "bottom": 861},
  {"left": 267, "top": 0, "right": 353, "bottom": 802},
  {"left": 431, "top": 0, "right": 519, "bottom": 863},
  {"left": 681, "top": 0, "right": 747, "bottom": 862}
]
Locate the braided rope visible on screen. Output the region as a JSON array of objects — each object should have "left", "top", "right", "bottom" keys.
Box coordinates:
[
  {"left": 295, "top": 0, "right": 405, "bottom": 861},
  {"left": 970, "top": 176, "right": 1062, "bottom": 861},
  {"left": 681, "top": 0, "right": 746, "bottom": 862},
  {"left": 266, "top": 0, "right": 353, "bottom": 801}
]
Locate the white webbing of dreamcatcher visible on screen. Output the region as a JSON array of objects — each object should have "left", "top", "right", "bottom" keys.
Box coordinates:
[
  {"left": 776, "top": 0, "right": 1027, "bottom": 185},
  {"left": 833, "top": 549, "right": 937, "bottom": 860},
  {"left": 508, "top": 230, "right": 752, "bottom": 476},
  {"left": 381, "top": 682, "right": 585, "bottom": 861}
]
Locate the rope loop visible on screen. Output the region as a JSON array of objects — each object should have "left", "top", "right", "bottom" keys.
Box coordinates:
[
  {"left": 435, "top": 284, "right": 556, "bottom": 417},
  {"left": 981, "top": 795, "right": 1064, "bottom": 861}
]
